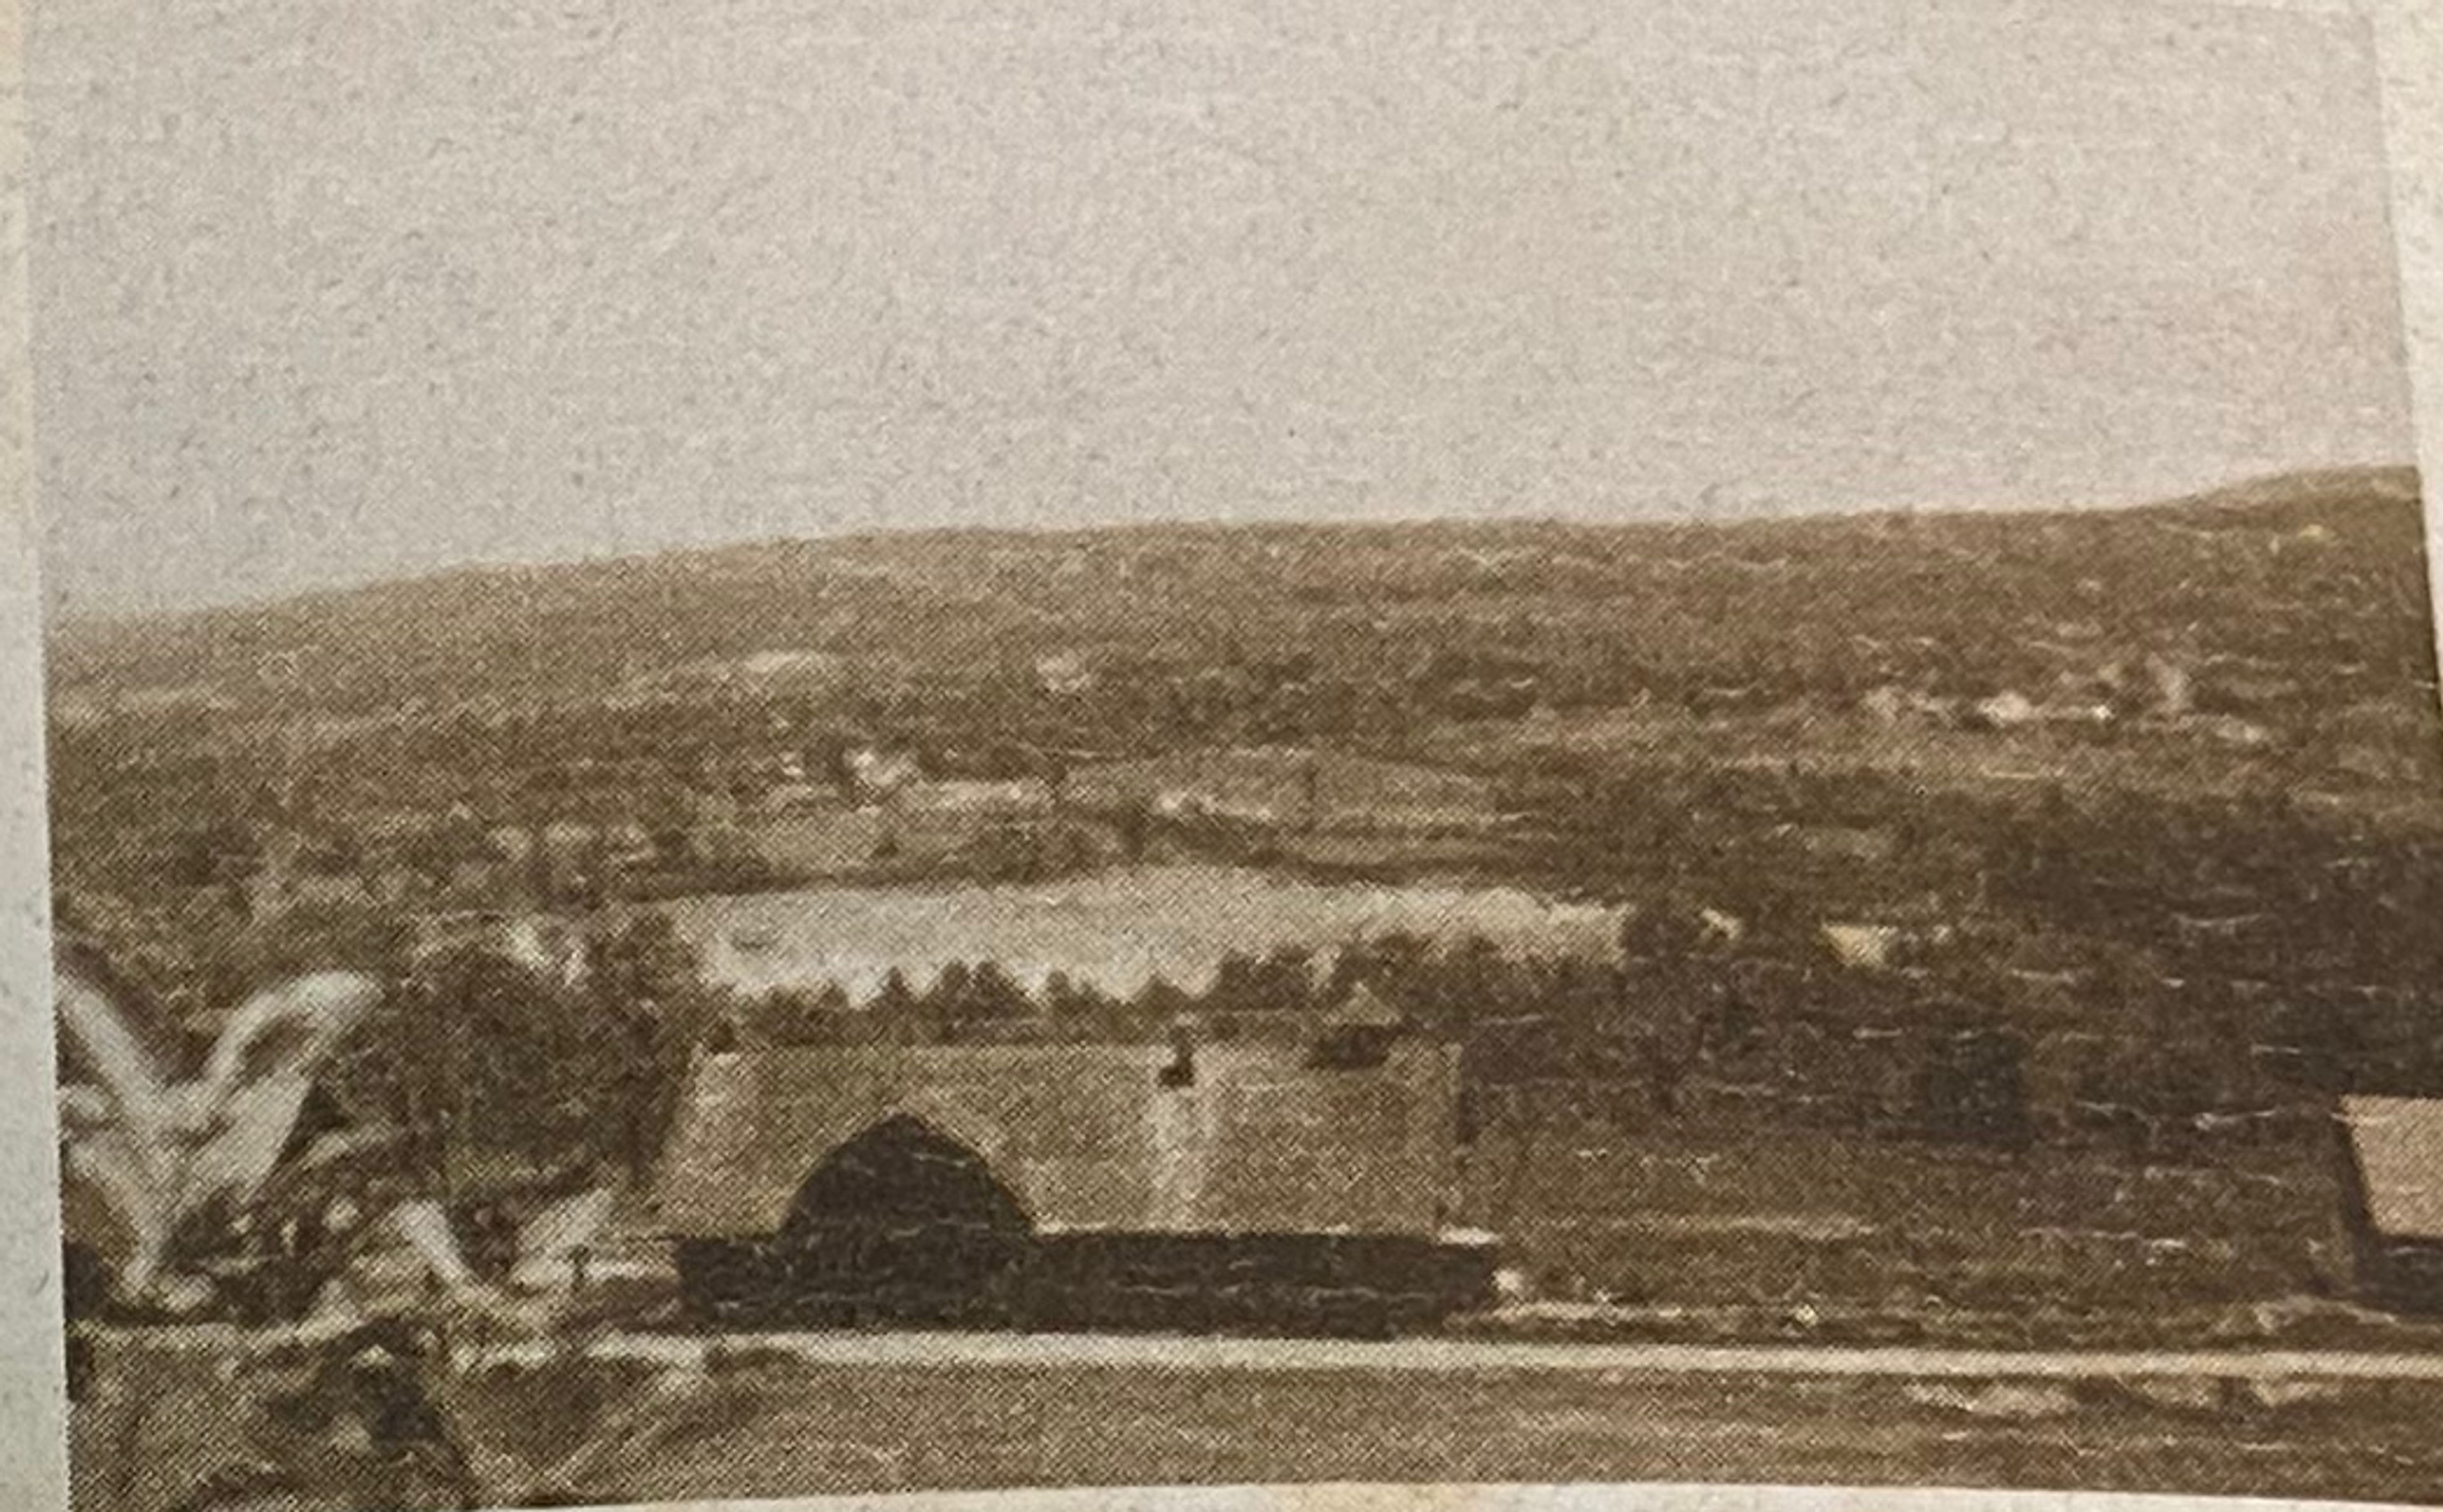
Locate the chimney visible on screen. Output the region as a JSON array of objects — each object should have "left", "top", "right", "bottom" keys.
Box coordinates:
[{"left": 1159, "top": 1014, "right": 1199, "bottom": 1088}]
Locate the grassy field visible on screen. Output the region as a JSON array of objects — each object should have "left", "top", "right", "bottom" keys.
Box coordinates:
[
  {"left": 596, "top": 1356, "right": 2443, "bottom": 1505},
  {"left": 1463, "top": 1122, "right": 2349, "bottom": 1336},
  {"left": 1417, "top": 705, "right": 2443, "bottom": 824}
]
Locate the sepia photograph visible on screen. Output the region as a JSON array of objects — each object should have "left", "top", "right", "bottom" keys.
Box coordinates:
[{"left": 24, "top": 0, "right": 2443, "bottom": 1507}]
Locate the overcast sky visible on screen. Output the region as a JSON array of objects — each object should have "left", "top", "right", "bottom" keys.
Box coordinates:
[{"left": 31, "top": 0, "right": 2416, "bottom": 620}]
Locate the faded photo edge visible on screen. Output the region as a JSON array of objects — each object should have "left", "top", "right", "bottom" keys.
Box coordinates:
[
  {"left": 1, "top": 0, "right": 70, "bottom": 1508},
  {"left": 11, "top": 0, "right": 2443, "bottom": 1509}
]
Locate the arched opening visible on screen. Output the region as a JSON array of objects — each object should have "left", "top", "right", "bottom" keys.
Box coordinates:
[{"left": 772, "top": 1114, "right": 1034, "bottom": 1325}]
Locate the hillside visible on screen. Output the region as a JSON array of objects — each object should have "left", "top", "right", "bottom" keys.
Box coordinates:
[
  {"left": 44, "top": 466, "right": 2443, "bottom": 1342},
  {"left": 47, "top": 467, "right": 2438, "bottom": 740}
]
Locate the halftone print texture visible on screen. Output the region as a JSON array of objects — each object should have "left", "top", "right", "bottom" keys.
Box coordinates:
[{"left": 29, "top": 0, "right": 2443, "bottom": 1507}]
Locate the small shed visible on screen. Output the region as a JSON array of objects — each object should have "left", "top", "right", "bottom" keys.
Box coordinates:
[{"left": 2337, "top": 1095, "right": 2443, "bottom": 1311}]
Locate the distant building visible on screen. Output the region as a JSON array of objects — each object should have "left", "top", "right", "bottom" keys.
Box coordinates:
[
  {"left": 2338, "top": 1096, "right": 2443, "bottom": 1312},
  {"left": 1310, "top": 982, "right": 1405, "bottom": 1068},
  {"left": 601, "top": 821, "right": 657, "bottom": 871},
  {"left": 1696, "top": 908, "right": 1746, "bottom": 948},
  {"left": 2197, "top": 714, "right": 2276, "bottom": 749},
  {"left": 760, "top": 780, "right": 840, "bottom": 817},
  {"left": 846, "top": 746, "right": 924, "bottom": 805},
  {"left": 1820, "top": 923, "right": 1902, "bottom": 971},
  {"left": 1863, "top": 685, "right": 1981, "bottom": 729},
  {"left": 647, "top": 1031, "right": 1494, "bottom": 1333},
  {"left": 1154, "top": 787, "right": 1281, "bottom": 826},
  {"left": 1968, "top": 690, "right": 2040, "bottom": 730},
  {"left": 2036, "top": 701, "right": 2115, "bottom": 728},
  {"left": 900, "top": 777, "right": 1055, "bottom": 817},
  {"left": 1035, "top": 652, "right": 1096, "bottom": 696},
  {"left": 410, "top": 911, "right": 590, "bottom": 986},
  {"left": 2147, "top": 655, "right": 2196, "bottom": 719}
]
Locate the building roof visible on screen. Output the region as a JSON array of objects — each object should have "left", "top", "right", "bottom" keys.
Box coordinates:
[
  {"left": 646, "top": 1041, "right": 1461, "bottom": 1242},
  {"left": 1322, "top": 981, "right": 1403, "bottom": 1030},
  {"left": 2342, "top": 1095, "right": 2443, "bottom": 1240}
]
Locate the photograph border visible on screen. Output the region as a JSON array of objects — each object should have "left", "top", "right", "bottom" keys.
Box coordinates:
[{"left": 7, "top": 2, "right": 2443, "bottom": 1508}]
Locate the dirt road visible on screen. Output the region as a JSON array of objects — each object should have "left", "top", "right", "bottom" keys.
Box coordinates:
[
  {"left": 528, "top": 1326, "right": 2443, "bottom": 1380},
  {"left": 80, "top": 1329, "right": 2443, "bottom": 1508},
  {"left": 540, "top": 1333, "right": 2443, "bottom": 1506}
]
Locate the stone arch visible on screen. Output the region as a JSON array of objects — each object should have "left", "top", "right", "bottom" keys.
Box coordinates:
[
  {"left": 771, "top": 1113, "right": 1034, "bottom": 1324},
  {"left": 863, "top": 1091, "right": 1013, "bottom": 1176}
]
